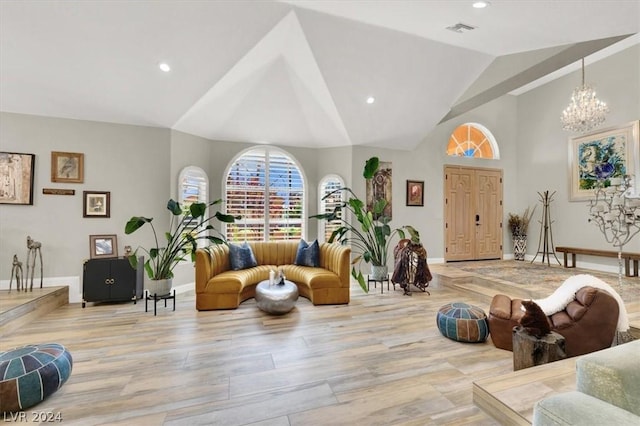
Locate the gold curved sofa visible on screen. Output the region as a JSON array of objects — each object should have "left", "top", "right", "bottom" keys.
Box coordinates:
[{"left": 195, "top": 241, "right": 351, "bottom": 310}]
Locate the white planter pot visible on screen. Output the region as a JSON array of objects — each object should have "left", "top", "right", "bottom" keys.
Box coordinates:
[
  {"left": 371, "top": 265, "right": 389, "bottom": 281},
  {"left": 145, "top": 278, "right": 172, "bottom": 296}
]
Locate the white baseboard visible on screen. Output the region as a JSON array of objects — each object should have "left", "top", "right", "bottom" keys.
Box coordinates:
[{"left": 169, "top": 282, "right": 194, "bottom": 295}]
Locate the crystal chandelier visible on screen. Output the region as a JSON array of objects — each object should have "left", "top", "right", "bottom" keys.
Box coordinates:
[{"left": 561, "top": 58, "right": 609, "bottom": 133}]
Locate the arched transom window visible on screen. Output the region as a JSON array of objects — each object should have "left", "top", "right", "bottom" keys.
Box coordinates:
[
  {"left": 446, "top": 123, "right": 500, "bottom": 159},
  {"left": 225, "top": 147, "right": 305, "bottom": 242}
]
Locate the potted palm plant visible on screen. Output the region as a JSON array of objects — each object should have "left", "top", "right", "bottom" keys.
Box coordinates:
[
  {"left": 311, "top": 157, "right": 419, "bottom": 292},
  {"left": 125, "top": 198, "right": 237, "bottom": 295}
]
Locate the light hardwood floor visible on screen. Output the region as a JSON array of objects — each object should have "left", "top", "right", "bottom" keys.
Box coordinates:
[
  {"left": 2, "top": 277, "right": 514, "bottom": 425},
  {"left": 8, "top": 260, "right": 638, "bottom": 426}
]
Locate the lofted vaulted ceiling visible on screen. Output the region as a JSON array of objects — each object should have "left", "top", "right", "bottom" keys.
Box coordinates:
[{"left": 1, "top": 1, "right": 638, "bottom": 150}]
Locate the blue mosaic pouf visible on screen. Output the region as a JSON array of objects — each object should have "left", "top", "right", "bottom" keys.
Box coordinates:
[
  {"left": 0, "top": 343, "right": 73, "bottom": 413},
  {"left": 437, "top": 302, "right": 489, "bottom": 343}
]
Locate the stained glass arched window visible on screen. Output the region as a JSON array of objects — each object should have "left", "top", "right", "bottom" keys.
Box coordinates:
[{"left": 446, "top": 123, "right": 500, "bottom": 159}]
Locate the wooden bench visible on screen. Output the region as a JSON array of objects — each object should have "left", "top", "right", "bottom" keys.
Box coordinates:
[{"left": 556, "top": 246, "right": 640, "bottom": 277}]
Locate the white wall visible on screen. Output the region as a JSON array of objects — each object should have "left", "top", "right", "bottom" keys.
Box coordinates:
[
  {"left": 0, "top": 113, "right": 170, "bottom": 301},
  {"left": 348, "top": 93, "right": 519, "bottom": 266},
  {"left": 517, "top": 44, "right": 640, "bottom": 269}
]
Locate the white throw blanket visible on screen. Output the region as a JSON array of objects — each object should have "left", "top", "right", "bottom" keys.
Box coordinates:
[{"left": 533, "top": 274, "right": 629, "bottom": 332}]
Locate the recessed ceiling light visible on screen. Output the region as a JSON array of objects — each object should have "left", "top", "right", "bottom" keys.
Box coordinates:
[
  {"left": 366, "top": 96, "right": 375, "bottom": 104},
  {"left": 472, "top": 1, "right": 490, "bottom": 8},
  {"left": 159, "top": 62, "right": 171, "bottom": 72}
]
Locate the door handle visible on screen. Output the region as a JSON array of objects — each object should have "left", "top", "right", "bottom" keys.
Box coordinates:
[{"left": 475, "top": 214, "right": 480, "bottom": 226}]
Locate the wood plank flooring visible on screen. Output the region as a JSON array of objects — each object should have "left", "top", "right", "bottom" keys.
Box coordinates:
[
  {"left": 2, "top": 279, "right": 512, "bottom": 425},
  {"left": 2, "top": 260, "right": 637, "bottom": 425}
]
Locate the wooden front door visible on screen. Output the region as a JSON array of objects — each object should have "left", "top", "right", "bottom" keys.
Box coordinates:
[{"left": 444, "top": 165, "right": 503, "bottom": 261}]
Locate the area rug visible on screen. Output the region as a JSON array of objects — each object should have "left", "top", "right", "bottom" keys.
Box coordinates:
[{"left": 453, "top": 260, "right": 640, "bottom": 301}]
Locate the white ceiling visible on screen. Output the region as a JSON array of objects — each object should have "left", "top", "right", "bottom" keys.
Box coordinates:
[{"left": 1, "top": 1, "right": 638, "bottom": 150}]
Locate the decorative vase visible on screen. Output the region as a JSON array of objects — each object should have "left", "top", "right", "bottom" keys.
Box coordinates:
[
  {"left": 145, "top": 278, "right": 172, "bottom": 296},
  {"left": 371, "top": 265, "right": 389, "bottom": 281},
  {"left": 513, "top": 235, "right": 527, "bottom": 261}
]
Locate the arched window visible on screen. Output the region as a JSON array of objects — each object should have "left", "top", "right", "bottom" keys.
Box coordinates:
[
  {"left": 446, "top": 123, "right": 500, "bottom": 159},
  {"left": 318, "top": 174, "right": 345, "bottom": 242},
  {"left": 225, "top": 147, "right": 305, "bottom": 242},
  {"left": 178, "top": 166, "right": 209, "bottom": 248}
]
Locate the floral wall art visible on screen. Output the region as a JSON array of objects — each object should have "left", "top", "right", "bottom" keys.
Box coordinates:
[{"left": 569, "top": 121, "right": 640, "bottom": 201}]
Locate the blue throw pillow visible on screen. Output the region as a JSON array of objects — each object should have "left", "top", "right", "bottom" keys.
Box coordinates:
[
  {"left": 295, "top": 239, "right": 320, "bottom": 267},
  {"left": 229, "top": 242, "right": 258, "bottom": 270}
]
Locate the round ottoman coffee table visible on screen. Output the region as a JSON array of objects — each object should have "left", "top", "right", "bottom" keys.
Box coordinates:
[
  {"left": 255, "top": 280, "right": 299, "bottom": 314},
  {"left": 0, "top": 343, "right": 73, "bottom": 412},
  {"left": 437, "top": 302, "right": 489, "bottom": 343}
]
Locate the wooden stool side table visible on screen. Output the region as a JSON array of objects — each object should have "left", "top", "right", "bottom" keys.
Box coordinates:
[{"left": 513, "top": 326, "right": 567, "bottom": 371}]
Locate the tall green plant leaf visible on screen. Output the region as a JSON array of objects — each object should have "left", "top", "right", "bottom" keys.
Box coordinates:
[
  {"left": 190, "top": 202, "right": 206, "bottom": 218},
  {"left": 215, "top": 211, "right": 238, "bottom": 223},
  {"left": 167, "top": 199, "right": 182, "bottom": 215},
  {"left": 124, "top": 217, "right": 151, "bottom": 234},
  {"left": 373, "top": 198, "right": 387, "bottom": 215},
  {"left": 351, "top": 268, "right": 368, "bottom": 293},
  {"left": 363, "top": 157, "right": 379, "bottom": 179}
]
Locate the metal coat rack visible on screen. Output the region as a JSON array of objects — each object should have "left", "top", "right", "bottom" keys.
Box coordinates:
[{"left": 532, "top": 190, "right": 561, "bottom": 266}]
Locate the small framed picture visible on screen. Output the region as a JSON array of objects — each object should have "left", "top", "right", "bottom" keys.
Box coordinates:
[
  {"left": 51, "top": 151, "right": 84, "bottom": 183},
  {"left": 89, "top": 234, "right": 118, "bottom": 259},
  {"left": 406, "top": 180, "right": 424, "bottom": 206},
  {"left": 83, "top": 191, "right": 110, "bottom": 218}
]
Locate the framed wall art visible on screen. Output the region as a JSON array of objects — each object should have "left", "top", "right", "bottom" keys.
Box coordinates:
[
  {"left": 89, "top": 234, "right": 118, "bottom": 259},
  {"left": 0, "top": 152, "right": 36, "bottom": 205},
  {"left": 569, "top": 121, "right": 640, "bottom": 201},
  {"left": 51, "top": 151, "right": 84, "bottom": 183},
  {"left": 83, "top": 191, "right": 110, "bottom": 218},
  {"left": 406, "top": 180, "right": 424, "bottom": 206},
  {"left": 366, "top": 160, "right": 392, "bottom": 219}
]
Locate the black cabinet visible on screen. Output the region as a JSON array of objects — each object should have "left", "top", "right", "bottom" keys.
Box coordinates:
[{"left": 82, "top": 257, "right": 143, "bottom": 307}]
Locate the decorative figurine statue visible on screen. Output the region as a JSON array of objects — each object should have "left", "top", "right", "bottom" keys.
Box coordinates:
[
  {"left": 9, "top": 254, "right": 24, "bottom": 292},
  {"left": 26, "top": 236, "right": 43, "bottom": 290}
]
